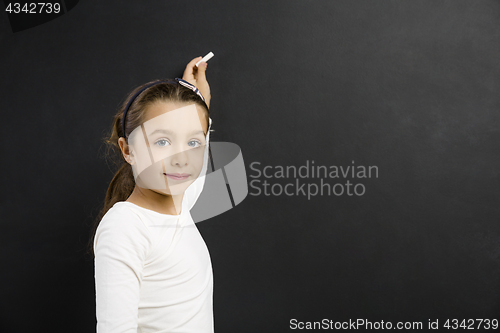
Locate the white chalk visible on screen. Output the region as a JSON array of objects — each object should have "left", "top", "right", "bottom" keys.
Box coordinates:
[{"left": 196, "top": 52, "right": 214, "bottom": 67}]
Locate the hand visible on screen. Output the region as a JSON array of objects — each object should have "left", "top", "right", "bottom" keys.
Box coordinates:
[{"left": 182, "top": 56, "right": 211, "bottom": 109}]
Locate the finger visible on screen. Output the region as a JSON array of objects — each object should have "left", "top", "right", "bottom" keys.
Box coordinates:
[
  {"left": 195, "top": 62, "right": 210, "bottom": 107},
  {"left": 196, "top": 62, "right": 207, "bottom": 83},
  {"left": 182, "top": 56, "right": 202, "bottom": 81}
]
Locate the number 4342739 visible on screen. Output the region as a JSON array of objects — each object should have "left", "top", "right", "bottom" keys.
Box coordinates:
[
  {"left": 5, "top": 3, "right": 61, "bottom": 14},
  {"left": 444, "top": 319, "right": 498, "bottom": 330}
]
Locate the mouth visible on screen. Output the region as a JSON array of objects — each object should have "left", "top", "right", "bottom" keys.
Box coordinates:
[{"left": 164, "top": 173, "right": 191, "bottom": 180}]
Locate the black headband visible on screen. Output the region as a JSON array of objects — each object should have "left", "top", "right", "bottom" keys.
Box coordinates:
[{"left": 121, "top": 78, "right": 205, "bottom": 138}]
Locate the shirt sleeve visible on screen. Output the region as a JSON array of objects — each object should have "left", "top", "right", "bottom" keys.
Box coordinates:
[{"left": 94, "top": 210, "right": 151, "bottom": 333}]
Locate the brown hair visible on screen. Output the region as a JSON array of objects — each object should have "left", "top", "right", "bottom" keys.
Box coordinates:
[{"left": 87, "top": 79, "right": 210, "bottom": 258}]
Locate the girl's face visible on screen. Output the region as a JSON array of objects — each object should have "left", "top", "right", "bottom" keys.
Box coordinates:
[{"left": 128, "top": 102, "right": 208, "bottom": 196}]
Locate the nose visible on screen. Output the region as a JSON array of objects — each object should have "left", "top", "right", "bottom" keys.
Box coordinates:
[{"left": 170, "top": 146, "right": 189, "bottom": 166}]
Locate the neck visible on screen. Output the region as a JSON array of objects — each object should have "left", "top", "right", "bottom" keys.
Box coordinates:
[{"left": 126, "top": 185, "right": 184, "bottom": 215}]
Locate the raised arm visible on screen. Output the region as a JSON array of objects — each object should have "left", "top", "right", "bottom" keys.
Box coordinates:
[{"left": 182, "top": 56, "right": 211, "bottom": 109}]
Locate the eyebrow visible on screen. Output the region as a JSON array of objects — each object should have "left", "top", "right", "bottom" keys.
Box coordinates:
[{"left": 148, "top": 129, "right": 205, "bottom": 136}]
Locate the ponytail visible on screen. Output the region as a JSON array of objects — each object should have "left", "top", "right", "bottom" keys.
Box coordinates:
[
  {"left": 87, "top": 162, "right": 135, "bottom": 258},
  {"left": 102, "top": 163, "right": 135, "bottom": 215}
]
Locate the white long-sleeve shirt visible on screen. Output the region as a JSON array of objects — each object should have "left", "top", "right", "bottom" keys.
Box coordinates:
[{"left": 94, "top": 117, "right": 214, "bottom": 333}]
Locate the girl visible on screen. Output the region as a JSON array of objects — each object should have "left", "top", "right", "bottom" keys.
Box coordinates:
[{"left": 89, "top": 56, "right": 214, "bottom": 333}]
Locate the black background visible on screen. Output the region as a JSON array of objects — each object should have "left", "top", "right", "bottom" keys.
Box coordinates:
[{"left": 1, "top": 1, "right": 500, "bottom": 332}]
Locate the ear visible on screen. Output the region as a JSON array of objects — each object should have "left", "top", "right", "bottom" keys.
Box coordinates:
[{"left": 118, "top": 137, "right": 132, "bottom": 163}]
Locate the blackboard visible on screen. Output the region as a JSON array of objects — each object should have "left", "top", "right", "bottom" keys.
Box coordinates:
[{"left": 1, "top": 1, "right": 500, "bottom": 332}]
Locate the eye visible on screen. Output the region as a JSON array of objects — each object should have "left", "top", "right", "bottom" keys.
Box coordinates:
[
  {"left": 188, "top": 140, "right": 202, "bottom": 148},
  {"left": 155, "top": 139, "right": 170, "bottom": 147}
]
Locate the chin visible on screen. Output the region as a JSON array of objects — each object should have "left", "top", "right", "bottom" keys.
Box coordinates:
[
  {"left": 169, "top": 184, "right": 191, "bottom": 195},
  {"left": 160, "top": 182, "right": 192, "bottom": 196}
]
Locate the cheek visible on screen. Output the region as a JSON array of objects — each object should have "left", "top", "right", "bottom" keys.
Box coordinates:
[
  {"left": 191, "top": 150, "right": 206, "bottom": 173},
  {"left": 133, "top": 161, "right": 167, "bottom": 190}
]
